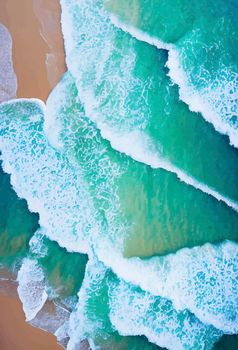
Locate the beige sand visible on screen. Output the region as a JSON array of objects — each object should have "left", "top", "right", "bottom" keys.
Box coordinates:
[
  {"left": 0, "top": 1, "right": 67, "bottom": 348},
  {"left": 0, "top": 280, "right": 62, "bottom": 350},
  {"left": 0, "top": 0, "right": 66, "bottom": 101}
]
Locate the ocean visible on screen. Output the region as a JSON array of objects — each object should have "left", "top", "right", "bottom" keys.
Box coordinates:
[{"left": 0, "top": 0, "right": 238, "bottom": 349}]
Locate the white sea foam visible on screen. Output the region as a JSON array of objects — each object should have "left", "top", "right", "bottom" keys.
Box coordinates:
[
  {"left": 59, "top": 0, "right": 238, "bottom": 213},
  {"left": 97, "top": 123, "right": 238, "bottom": 213},
  {"left": 109, "top": 279, "right": 222, "bottom": 350},
  {"left": 67, "top": 261, "right": 109, "bottom": 350},
  {"left": 96, "top": 239, "right": 238, "bottom": 334},
  {"left": 67, "top": 258, "right": 222, "bottom": 350},
  {"left": 0, "top": 98, "right": 93, "bottom": 256},
  {"left": 0, "top": 23, "right": 17, "bottom": 102},
  {"left": 29, "top": 229, "right": 49, "bottom": 258},
  {"left": 72, "top": 63, "right": 238, "bottom": 214},
  {"left": 0, "top": 4, "right": 236, "bottom": 347},
  {"left": 1, "top": 94, "right": 238, "bottom": 334},
  {"left": 17, "top": 258, "right": 48, "bottom": 321},
  {"left": 0, "top": 97, "right": 46, "bottom": 112},
  {"left": 108, "top": 14, "right": 238, "bottom": 148}
]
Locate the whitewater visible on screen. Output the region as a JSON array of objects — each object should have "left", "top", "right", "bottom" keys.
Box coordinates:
[{"left": 0, "top": 0, "right": 238, "bottom": 349}]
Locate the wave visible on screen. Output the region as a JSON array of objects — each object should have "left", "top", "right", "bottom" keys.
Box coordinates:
[
  {"left": 45, "top": 73, "right": 238, "bottom": 333},
  {"left": 67, "top": 258, "right": 222, "bottom": 350},
  {"left": 11, "top": 219, "right": 223, "bottom": 350},
  {"left": 1, "top": 1, "right": 238, "bottom": 348},
  {"left": 0, "top": 98, "right": 94, "bottom": 255},
  {"left": 45, "top": 73, "right": 238, "bottom": 214},
  {"left": 59, "top": 0, "right": 238, "bottom": 209},
  {"left": 1, "top": 83, "right": 238, "bottom": 334},
  {"left": 104, "top": 0, "right": 238, "bottom": 148},
  {"left": 46, "top": 72, "right": 238, "bottom": 255},
  {"left": 99, "top": 240, "right": 238, "bottom": 334},
  {"left": 87, "top": 121, "right": 238, "bottom": 213},
  {"left": 19, "top": 229, "right": 88, "bottom": 346},
  {"left": 19, "top": 250, "right": 219, "bottom": 350}
]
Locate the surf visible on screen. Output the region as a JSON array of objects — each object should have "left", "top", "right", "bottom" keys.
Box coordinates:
[{"left": 59, "top": 0, "right": 238, "bottom": 210}]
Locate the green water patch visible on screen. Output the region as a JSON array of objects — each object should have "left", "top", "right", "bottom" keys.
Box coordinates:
[
  {"left": 0, "top": 83, "right": 237, "bottom": 347},
  {"left": 46, "top": 72, "right": 238, "bottom": 258},
  {"left": 214, "top": 335, "right": 238, "bottom": 350},
  {"left": 29, "top": 233, "right": 88, "bottom": 299},
  {"left": 0, "top": 160, "right": 39, "bottom": 270},
  {"left": 104, "top": 0, "right": 238, "bottom": 146},
  {"left": 60, "top": 0, "right": 238, "bottom": 205},
  {"left": 67, "top": 259, "right": 221, "bottom": 350},
  {"left": 92, "top": 334, "right": 162, "bottom": 350}
]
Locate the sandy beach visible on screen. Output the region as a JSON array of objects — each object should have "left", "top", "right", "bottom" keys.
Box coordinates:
[
  {"left": 0, "top": 0, "right": 66, "bottom": 348},
  {"left": 0, "top": 0, "right": 66, "bottom": 101},
  {"left": 0, "top": 279, "right": 63, "bottom": 350}
]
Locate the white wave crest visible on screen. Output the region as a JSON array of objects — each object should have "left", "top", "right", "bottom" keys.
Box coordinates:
[
  {"left": 108, "top": 14, "right": 238, "bottom": 148},
  {"left": 97, "top": 239, "right": 238, "bottom": 334},
  {"left": 67, "top": 258, "right": 222, "bottom": 350},
  {"left": 98, "top": 123, "right": 238, "bottom": 212},
  {"left": 1, "top": 95, "right": 238, "bottom": 334},
  {"left": 59, "top": 0, "right": 238, "bottom": 212}
]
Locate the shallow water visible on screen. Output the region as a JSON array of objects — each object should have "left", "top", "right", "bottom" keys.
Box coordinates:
[
  {"left": 105, "top": 0, "right": 238, "bottom": 146},
  {"left": 0, "top": 161, "right": 38, "bottom": 270},
  {"left": 0, "top": 0, "right": 238, "bottom": 349}
]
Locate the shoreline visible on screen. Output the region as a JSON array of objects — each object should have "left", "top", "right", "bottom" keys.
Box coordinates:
[
  {"left": 0, "top": 0, "right": 67, "bottom": 349},
  {"left": 0, "top": 278, "right": 63, "bottom": 350},
  {"left": 0, "top": 0, "right": 66, "bottom": 101}
]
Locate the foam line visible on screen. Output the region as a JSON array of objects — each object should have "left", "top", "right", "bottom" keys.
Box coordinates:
[
  {"left": 59, "top": 2, "right": 238, "bottom": 213},
  {"left": 96, "top": 239, "right": 238, "bottom": 334},
  {"left": 0, "top": 99, "right": 92, "bottom": 256},
  {"left": 1, "top": 88, "right": 238, "bottom": 334},
  {"left": 109, "top": 13, "right": 238, "bottom": 148},
  {"left": 97, "top": 123, "right": 238, "bottom": 213},
  {"left": 0, "top": 97, "right": 46, "bottom": 111}
]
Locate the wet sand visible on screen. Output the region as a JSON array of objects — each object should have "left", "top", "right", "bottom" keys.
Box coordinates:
[
  {"left": 0, "top": 279, "right": 63, "bottom": 350},
  {"left": 0, "top": 0, "right": 66, "bottom": 101},
  {"left": 0, "top": 0, "right": 66, "bottom": 348}
]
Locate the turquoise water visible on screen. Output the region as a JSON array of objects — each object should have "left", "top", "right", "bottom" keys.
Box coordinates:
[
  {"left": 0, "top": 161, "right": 38, "bottom": 270},
  {"left": 105, "top": 0, "right": 238, "bottom": 146},
  {"left": 0, "top": 0, "right": 238, "bottom": 349}
]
